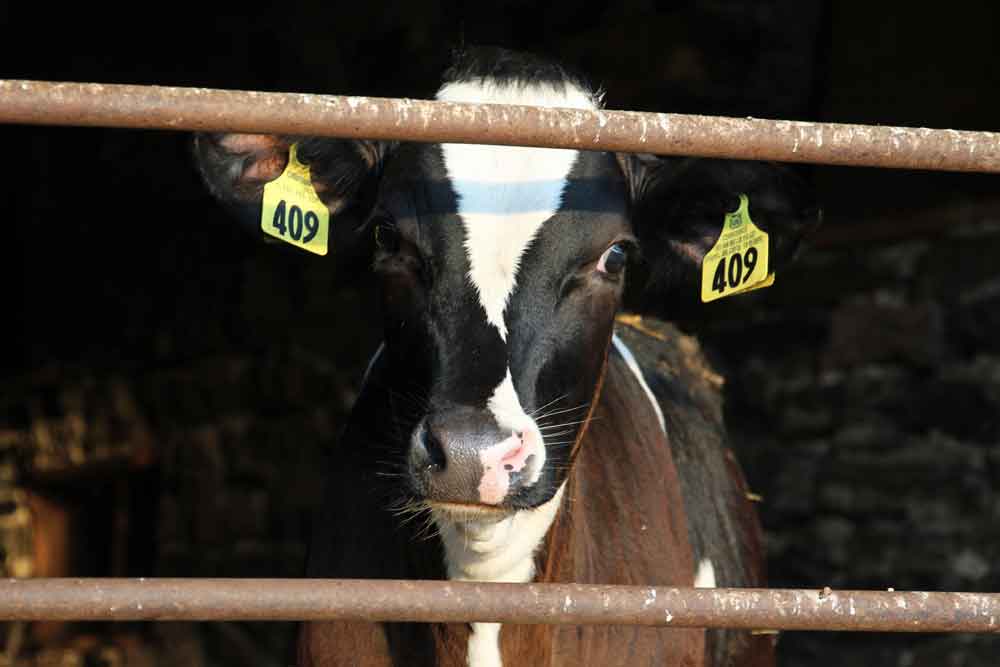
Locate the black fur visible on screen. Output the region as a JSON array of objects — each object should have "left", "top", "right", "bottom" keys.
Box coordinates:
[{"left": 441, "top": 46, "right": 597, "bottom": 102}]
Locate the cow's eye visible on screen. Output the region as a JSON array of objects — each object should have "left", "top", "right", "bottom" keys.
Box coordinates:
[
  {"left": 374, "top": 216, "right": 400, "bottom": 253},
  {"left": 597, "top": 243, "right": 627, "bottom": 276}
]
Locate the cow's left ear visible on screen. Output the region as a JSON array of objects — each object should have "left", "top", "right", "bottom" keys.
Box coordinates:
[{"left": 619, "top": 154, "right": 820, "bottom": 315}]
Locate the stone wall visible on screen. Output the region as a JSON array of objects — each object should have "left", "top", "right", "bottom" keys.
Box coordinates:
[
  {"left": 0, "top": 348, "right": 363, "bottom": 666},
  {"left": 688, "top": 201, "right": 1000, "bottom": 665}
]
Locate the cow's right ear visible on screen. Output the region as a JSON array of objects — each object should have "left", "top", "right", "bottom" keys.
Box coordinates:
[
  {"left": 620, "top": 154, "right": 820, "bottom": 316},
  {"left": 193, "top": 133, "right": 387, "bottom": 263}
]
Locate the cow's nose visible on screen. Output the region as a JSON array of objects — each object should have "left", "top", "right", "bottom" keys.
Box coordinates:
[
  {"left": 409, "top": 408, "right": 541, "bottom": 506},
  {"left": 416, "top": 424, "right": 447, "bottom": 472}
]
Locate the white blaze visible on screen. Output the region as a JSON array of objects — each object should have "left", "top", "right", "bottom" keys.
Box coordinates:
[
  {"left": 437, "top": 81, "right": 596, "bottom": 340},
  {"left": 435, "top": 78, "right": 596, "bottom": 667}
]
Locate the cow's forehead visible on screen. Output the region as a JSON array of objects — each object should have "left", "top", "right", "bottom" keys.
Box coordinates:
[{"left": 435, "top": 78, "right": 600, "bottom": 341}]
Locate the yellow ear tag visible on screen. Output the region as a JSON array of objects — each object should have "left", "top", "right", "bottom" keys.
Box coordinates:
[
  {"left": 700, "top": 194, "right": 774, "bottom": 302},
  {"left": 260, "top": 144, "right": 329, "bottom": 255}
]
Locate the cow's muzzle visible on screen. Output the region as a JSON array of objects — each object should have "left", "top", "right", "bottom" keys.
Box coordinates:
[{"left": 408, "top": 406, "right": 544, "bottom": 506}]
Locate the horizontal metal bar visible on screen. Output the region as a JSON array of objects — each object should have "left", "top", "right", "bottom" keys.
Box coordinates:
[
  {"left": 0, "top": 579, "right": 998, "bottom": 633},
  {"left": 1, "top": 80, "right": 999, "bottom": 173}
]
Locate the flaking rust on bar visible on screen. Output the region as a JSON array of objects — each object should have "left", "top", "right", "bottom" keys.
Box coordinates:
[
  {"left": 0, "top": 80, "right": 999, "bottom": 173},
  {"left": 0, "top": 579, "right": 998, "bottom": 632}
]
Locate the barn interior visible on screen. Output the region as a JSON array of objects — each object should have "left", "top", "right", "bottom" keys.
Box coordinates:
[{"left": 1, "top": 1, "right": 999, "bottom": 665}]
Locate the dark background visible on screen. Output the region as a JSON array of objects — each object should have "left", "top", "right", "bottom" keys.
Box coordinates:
[{"left": 1, "top": 1, "right": 998, "bottom": 665}]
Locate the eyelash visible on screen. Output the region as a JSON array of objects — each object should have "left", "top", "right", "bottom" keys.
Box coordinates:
[{"left": 596, "top": 240, "right": 633, "bottom": 277}]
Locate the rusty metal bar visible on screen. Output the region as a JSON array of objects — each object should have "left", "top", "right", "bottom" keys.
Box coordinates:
[
  {"left": 1, "top": 80, "right": 999, "bottom": 173},
  {"left": 0, "top": 579, "right": 998, "bottom": 632}
]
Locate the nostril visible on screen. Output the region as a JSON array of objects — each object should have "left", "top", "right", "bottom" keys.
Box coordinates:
[{"left": 421, "top": 426, "right": 447, "bottom": 471}]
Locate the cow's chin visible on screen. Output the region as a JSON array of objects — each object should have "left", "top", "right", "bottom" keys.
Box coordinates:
[{"left": 429, "top": 483, "right": 568, "bottom": 582}]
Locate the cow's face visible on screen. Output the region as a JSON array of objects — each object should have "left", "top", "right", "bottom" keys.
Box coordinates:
[
  {"left": 370, "top": 81, "right": 628, "bottom": 516},
  {"left": 194, "top": 50, "right": 817, "bottom": 536}
]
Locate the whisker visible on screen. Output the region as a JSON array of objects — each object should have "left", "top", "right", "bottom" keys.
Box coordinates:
[
  {"left": 530, "top": 393, "right": 568, "bottom": 417},
  {"left": 539, "top": 418, "right": 600, "bottom": 430},
  {"left": 392, "top": 500, "right": 435, "bottom": 530},
  {"left": 415, "top": 513, "right": 441, "bottom": 542},
  {"left": 535, "top": 403, "right": 590, "bottom": 422}
]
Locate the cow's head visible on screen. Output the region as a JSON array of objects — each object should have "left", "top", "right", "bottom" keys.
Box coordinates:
[{"left": 195, "top": 48, "right": 816, "bottom": 554}]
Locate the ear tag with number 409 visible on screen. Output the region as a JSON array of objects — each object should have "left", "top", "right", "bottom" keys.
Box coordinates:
[
  {"left": 260, "top": 144, "right": 329, "bottom": 256},
  {"left": 700, "top": 194, "right": 774, "bottom": 303}
]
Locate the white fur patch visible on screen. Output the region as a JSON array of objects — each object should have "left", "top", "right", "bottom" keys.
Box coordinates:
[
  {"left": 437, "top": 81, "right": 596, "bottom": 340},
  {"left": 467, "top": 623, "right": 503, "bottom": 667},
  {"left": 435, "top": 77, "right": 595, "bottom": 667},
  {"left": 694, "top": 558, "right": 717, "bottom": 588},
  {"left": 611, "top": 334, "right": 666, "bottom": 432}
]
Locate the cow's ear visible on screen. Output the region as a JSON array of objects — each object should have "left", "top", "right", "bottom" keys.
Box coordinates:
[
  {"left": 193, "top": 133, "right": 387, "bottom": 263},
  {"left": 620, "top": 154, "right": 820, "bottom": 315}
]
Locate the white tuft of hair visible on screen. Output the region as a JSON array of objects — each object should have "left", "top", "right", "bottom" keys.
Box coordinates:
[{"left": 694, "top": 558, "right": 717, "bottom": 588}]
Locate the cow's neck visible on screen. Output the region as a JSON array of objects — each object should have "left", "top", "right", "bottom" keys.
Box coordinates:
[
  {"left": 544, "top": 339, "right": 695, "bottom": 586},
  {"left": 431, "top": 485, "right": 565, "bottom": 667}
]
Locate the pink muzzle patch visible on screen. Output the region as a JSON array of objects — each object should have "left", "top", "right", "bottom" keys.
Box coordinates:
[{"left": 477, "top": 430, "right": 539, "bottom": 505}]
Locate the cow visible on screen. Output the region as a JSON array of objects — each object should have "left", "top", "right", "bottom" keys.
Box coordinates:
[{"left": 193, "top": 47, "right": 817, "bottom": 666}]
